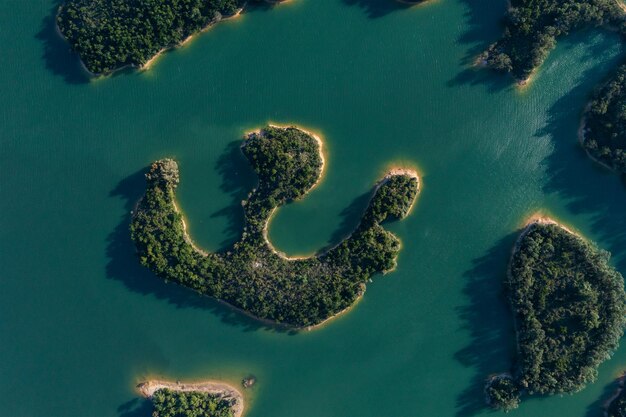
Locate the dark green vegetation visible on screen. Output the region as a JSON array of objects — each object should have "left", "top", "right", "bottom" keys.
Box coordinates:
[
  {"left": 151, "top": 389, "right": 235, "bottom": 417},
  {"left": 481, "top": 0, "right": 625, "bottom": 81},
  {"left": 486, "top": 222, "right": 626, "bottom": 410},
  {"left": 607, "top": 379, "right": 626, "bottom": 417},
  {"left": 583, "top": 65, "right": 626, "bottom": 173},
  {"left": 481, "top": 0, "right": 626, "bottom": 173},
  {"left": 56, "top": 0, "right": 251, "bottom": 75},
  {"left": 130, "top": 126, "right": 419, "bottom": 327},
  {"left": 485, "top": 375, "right": 521, "bottom": 412}
]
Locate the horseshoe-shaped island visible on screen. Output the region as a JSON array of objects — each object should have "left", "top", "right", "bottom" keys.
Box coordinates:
[{"left": 130, "top": 125, "right": 420, "bottom": 327}]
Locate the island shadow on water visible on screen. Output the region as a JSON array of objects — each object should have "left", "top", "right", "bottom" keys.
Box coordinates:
[
  {"left": 342, "top": 0, "right": 414, "bottom": 19},
  {"left": 454, "top": 232, "right": 518, "bottom": 417},
  {"left": 117, "top": 397, "right": 153, "bottom": 417},
  {"left": 584, "top": 378, "right": 622, "bottom": 417},
  {"left": 447, "top": 0, "right": 510, "bottom": 93},
  {"left": 36, "top": 0, "right": 91, "bottom": 85}
]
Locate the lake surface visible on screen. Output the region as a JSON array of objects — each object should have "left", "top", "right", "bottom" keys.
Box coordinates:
[{"left": 1, "top": 0, "right": 626, "bottom": 416}]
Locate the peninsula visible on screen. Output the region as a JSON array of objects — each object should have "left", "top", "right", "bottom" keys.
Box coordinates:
[
  {"left": 130, "top": 125, "right": 420, "bottom": 327},
  {"left": 56, "top": 0, "right": 282, "bottom": 75},
  {"left": 138, "top": 380, "right": 244, "bottom": 417},
  {"left": 479, "top": 0, "right": 626, "bottom": 174},
  {"left": 485, "top": 217, "right": 626, "bottom": 411},
  {"left": 480, "top": 0, "right": 625, "bottom": 84}
]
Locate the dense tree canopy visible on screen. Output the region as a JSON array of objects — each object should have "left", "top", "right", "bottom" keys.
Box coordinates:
[
  {"left": 151, "top": 389, "right": 235, "bottom": 417},
  {"left": 584, "top": 64, "right": 626, "bottom": 173},
  {"left": 486, "top": 222, "right": 626, "bottom": 410},
  {"left": 485, "top": 375, "right": 521, "bottom": 412},
  {"left": 57, "top": 0, "right": 248, "bottom": 74},
  {"left": 130, "top": 126, "right": 419, "bottom": 327}
]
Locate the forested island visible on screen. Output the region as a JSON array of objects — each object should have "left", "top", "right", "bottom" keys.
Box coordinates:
[
  {"left": 138, "top": 380, "right": 243, "bottom": 417},
  {"left": 480, "top": 0, "right": 626, "bottom": 174},
  {"left": 582, "top": 65, "right": 626, "bottom": 173},
  {"left": 485, "top": 218, "right": 626, "bottom": 411},
  {"left": 56, "top": 0, "right": 278, "bottom": 75},
  {"left": 606, "top": 376, "right": 626, "bottom": 417},
  {"left": 130, "top": 125, "right": 420, "bottom": 327}
]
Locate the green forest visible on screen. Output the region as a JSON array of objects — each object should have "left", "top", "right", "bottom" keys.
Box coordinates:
[
  {"left": 584, "top": 64, "right": 626, "bottom": 173},
  {"left": 57, "top": 0, "right": 247, "bottom": 74},
  {"left": 486, "top": 222, "right": 626, "bottom": 411},
  {"left": 151, "top": 389, "right": 235, "bottom": 417},
  {"left": 130, "top": 126, "right": 419, "bottom": 327},
  {"left": 485, "top": 375, "right": 521, "bottom": 412}
]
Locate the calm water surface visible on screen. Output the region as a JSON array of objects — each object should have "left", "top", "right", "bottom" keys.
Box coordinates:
[{"left": 1, "top": 0, "right": 625, "bottom": 416}]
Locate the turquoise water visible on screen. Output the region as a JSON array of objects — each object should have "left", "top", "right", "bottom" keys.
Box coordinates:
[{"left": 1, "top": 0, "right": 625, "bottom": 416}]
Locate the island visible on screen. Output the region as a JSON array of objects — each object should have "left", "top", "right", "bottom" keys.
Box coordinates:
[
  {"left": 606, "top": 375, "right": 626, "bottom": 417},
  {"left": 130, "top": 125, "right": 420, "bottom": 328},
  {"left": 485, "top": 217, "right": 626, "bottom": 411},
  {"left": 582, "top": 65, "right": 626, "bottom": 173},
  {"left": 138, "top": 380, "right": 244, "bottom": 417},
  {"left": 56, "top": 0, "right": 283, "bottom": 75}
]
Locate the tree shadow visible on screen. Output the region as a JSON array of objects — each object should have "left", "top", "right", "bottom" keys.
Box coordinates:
[
  {"left": 211, "top": 141, "right": 256, "bottom": 250},
  {"left": 454, "top": 231, "right": 519, "bottom": 417},
  {"left": 584, "top": 377, "right": 622, "bottom": 417},
  {"left": 447, "top": 0, "right": 510, "bottom": 92},
  {"left": 35, "top": 1, "right": 91, "bottom": 84},
  {"left": 105, "top": 166, "right": 296, "bottom": 334},
  {"left": 319, "top": 190, "right": 373, "bottom": 252},
  {"left": 537, "top": 46, "right": 626, "bottom": 273},
  {"left": 342, "top": 0, "right": 413, "bottom": 19},
  {"left": 117, "top": 398, "right": 153, "bottom": 417}
]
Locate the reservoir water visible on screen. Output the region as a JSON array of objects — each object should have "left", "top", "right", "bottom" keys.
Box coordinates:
[{"left": 1, "top": 0, "right": 625, "bottom": 416}]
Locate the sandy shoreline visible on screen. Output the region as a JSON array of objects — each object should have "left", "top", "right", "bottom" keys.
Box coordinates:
[
  {"left": 141, "top": 7, "right": 244, "bottom": 71},
  {"left": 137, "top": 379, "right": 244, "bottom": 417},
  {"left": 145, "top": 125, "right": 419, "bottom": 330}
]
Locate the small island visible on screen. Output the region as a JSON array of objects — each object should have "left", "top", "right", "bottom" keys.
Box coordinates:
[
  {"left": 485, "top": 217, "right": 626, "bottom": 411},
  {"left": 130, "top": 125, "right": 420, "bottom": 327},
  {"left": 138, "top": 380, "right": 244, "bottom": 417},
  {"left": 582, "top": 65, "right": 626, "bottom": 173},
  {"left": 606, "top": 375, "right": 626, "bottom": 417},
  {"left": 56, "top": 0, "right": 283, "bottom": 75}
]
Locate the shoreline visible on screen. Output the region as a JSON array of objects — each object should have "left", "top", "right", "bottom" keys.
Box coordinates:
[
  {"left": 245, "top": 124, "right": 327, "bottom": 261},
  {"left": 137, "top": 379, "right": 244, "bottom": 417}
]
